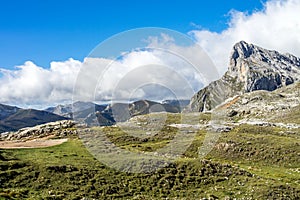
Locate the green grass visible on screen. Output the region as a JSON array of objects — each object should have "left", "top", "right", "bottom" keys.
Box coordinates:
[
  {"left": 0, "top": 140, "right": 261, "bottom": 199},
  {"left": 0, "top": 115, "right": 299, "bottom": 199}
]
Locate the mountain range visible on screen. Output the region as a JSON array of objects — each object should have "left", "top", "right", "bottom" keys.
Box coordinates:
[
  {"left": 95, "top": 100, "right": 184, "bottom": 126},
  {"left": 0, "top": 99, "right": 189, "bottom": 133}
]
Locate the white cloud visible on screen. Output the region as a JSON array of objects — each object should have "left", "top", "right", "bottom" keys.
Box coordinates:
[
  {"left": 0, "top": 58, "right": 81, "bottom": 107},
  {"left": 190, "top": 0, "right": 300, "bottom": 75},
  {"left": 76, "top": 44, "right": 213, "bottom": 103}
]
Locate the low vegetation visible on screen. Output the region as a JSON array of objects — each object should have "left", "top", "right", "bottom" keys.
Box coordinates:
[{"left": 0, "top": 112, "right": 299, "bottom": 199}]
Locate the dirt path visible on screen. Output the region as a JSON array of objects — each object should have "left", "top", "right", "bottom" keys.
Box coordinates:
[{"left": 0, "top": 136, "right": 68, "bottom": 149}]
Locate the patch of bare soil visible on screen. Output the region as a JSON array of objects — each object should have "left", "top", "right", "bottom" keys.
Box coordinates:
[{"left": 0, "top": 135, "right": 68, "bottom": 149}]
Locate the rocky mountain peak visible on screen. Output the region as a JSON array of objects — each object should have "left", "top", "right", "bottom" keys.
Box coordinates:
[
  {"left": 189, "top": 41, "right": 300, "bottom": 112},
  {"left": 229, "top": 41, "right": 258, "bottom": 72},
  {"left": 237, "top": 41, "right": 299, "bottom": 64},
  {"left": 231, "top": 41, "right": 255, "bottom": 59},
  {"left": 229, "top": 41, "right": 300, "bottom": 82}
]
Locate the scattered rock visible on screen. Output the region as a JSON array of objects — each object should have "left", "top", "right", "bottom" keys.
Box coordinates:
[{"left": 227, "top": 110, "right": 238, "bottom": 117}]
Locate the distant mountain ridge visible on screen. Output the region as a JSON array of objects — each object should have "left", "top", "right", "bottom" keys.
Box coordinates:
[
  {"left": 45, "top": 101, "right": 107, "bottom": 119},
  {"left": 0, "top": 104, "right": 68, "bottom": 133},
  {"left": 189, "top": 41, "right": 300, "bottom": 112},
  {"left": 45, "top": 100, "right": 185, "bottom": 126}
]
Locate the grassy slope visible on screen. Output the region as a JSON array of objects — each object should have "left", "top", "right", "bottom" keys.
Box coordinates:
[{"left": 0, "top": 113, "right": 299, "bottom": 199}]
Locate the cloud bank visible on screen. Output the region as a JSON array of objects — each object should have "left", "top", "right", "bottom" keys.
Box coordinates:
[
  {"left": 1, "top": 0, "right": 300, "bottom": 107},
  {"left": 0, "top": 59, "right": 81, "bottom": 107}
]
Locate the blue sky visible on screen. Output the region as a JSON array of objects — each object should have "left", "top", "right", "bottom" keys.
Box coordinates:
[{"left": 0, "top": 0, "right": 266, "bottom": 69}]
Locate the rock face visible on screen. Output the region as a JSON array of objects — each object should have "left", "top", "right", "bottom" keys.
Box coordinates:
[{"left": 189, "top": 41, "right": 300, "bottom": 112}]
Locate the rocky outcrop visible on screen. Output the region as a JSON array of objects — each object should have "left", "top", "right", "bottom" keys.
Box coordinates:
[
  {"left": 189, "top": 41, "right": 300, "bottom": 112},
  {"left": 0, "top": 120, "right": 76, "bottom": 141}
]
